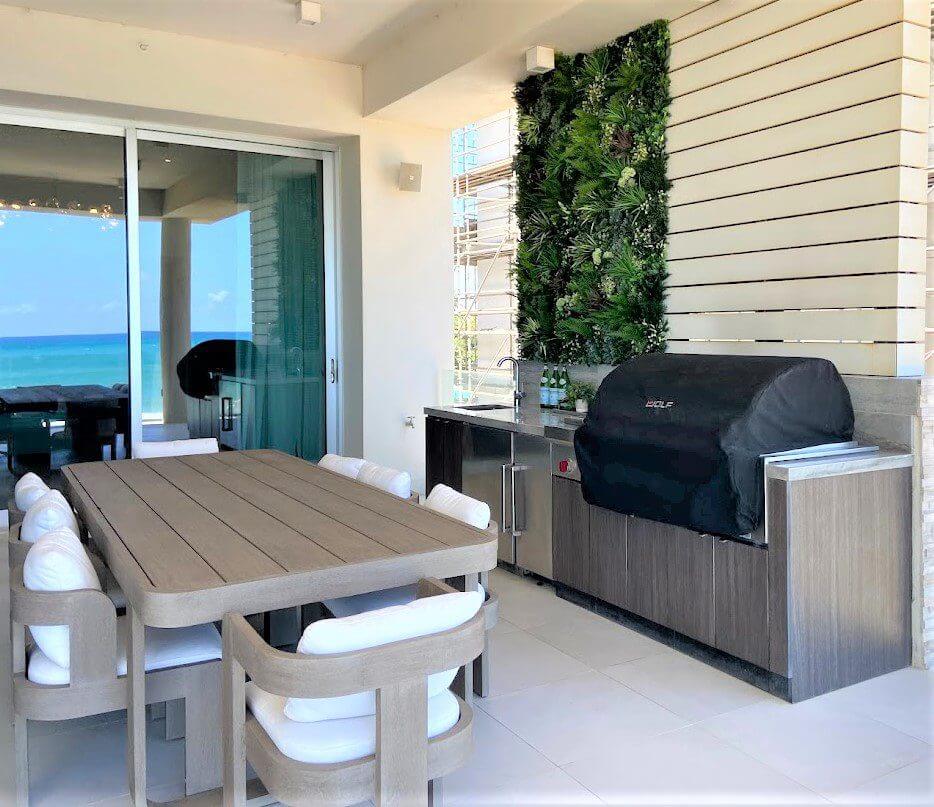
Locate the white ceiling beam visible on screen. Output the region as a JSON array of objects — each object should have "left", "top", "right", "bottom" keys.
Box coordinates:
[{"left": 362, "top": 0, "right": 580, "bottom": 118}]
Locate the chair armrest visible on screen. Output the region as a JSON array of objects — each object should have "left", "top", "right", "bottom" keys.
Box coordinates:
[
  {"left": 7, "top": 526, "right": 29, "bottom": 568},
  {"left": 9, "top": 564, "right": 118, "bottom": 686},
  {"left": 223, "top": 583, "right": 486, "bottom": 700}
]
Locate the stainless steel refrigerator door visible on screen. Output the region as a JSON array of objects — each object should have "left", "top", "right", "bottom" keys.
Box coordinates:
[
  {"left": 461, "top": 425, "right": 514, "bottom": 564},
  {"left": 512, "top": 433, "right": 553, "bottom": 578}
]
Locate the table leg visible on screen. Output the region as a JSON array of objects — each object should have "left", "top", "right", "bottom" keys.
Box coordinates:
[
  {"left": 452, "top": 573, "right": 481, "bottom": 704},
  {"left": 473, "top": 570, "right": 491, "bottom": 699},
  {"left": 127, "top": 607, "right": 147, "bottom": 807}
]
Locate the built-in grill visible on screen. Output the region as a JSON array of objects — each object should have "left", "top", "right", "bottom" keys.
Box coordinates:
[{"left": 574, "top": 354, "right": 855, "bottom": 538}]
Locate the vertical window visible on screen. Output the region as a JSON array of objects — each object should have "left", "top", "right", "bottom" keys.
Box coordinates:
[{"left": 451, "top": 110, "right": 519, "bottom": 403}]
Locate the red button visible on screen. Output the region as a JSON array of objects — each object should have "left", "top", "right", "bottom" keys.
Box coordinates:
[{"left": 558, "top": 460, "right": 569, "bottom": 473}]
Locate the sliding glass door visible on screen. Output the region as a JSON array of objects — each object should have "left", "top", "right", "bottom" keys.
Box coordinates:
[
  {"left": 0, "top": 112, "right": 337, "bottom": 494},
  {"left": 134, "top": 134, "right": 332, "bottom": 460}
]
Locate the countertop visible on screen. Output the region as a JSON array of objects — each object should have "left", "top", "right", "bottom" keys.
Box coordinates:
[
  {"left": 424, "top": 405, "right": 914, "bottom": 480},
  {"left": 423, "top": 404, "right": 583, "bottom": 442}
]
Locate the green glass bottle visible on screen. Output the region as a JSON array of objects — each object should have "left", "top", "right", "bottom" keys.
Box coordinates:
[
  {"left": 540, "top": 365, "right": 549, "bottom": 408},
  {"left": 557, "top": 366, "right": 569, "bottom": 408}
]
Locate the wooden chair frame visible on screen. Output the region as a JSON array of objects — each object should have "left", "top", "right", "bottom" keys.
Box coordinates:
[
  {"left": 7, "top": 541, "right": 223, "bottom": 804},
  {"left": 223, "top": 578, "right": 493, "bottom": 807}
]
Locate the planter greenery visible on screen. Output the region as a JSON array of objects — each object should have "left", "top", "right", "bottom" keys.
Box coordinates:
[
  {"left": 561, "top": 380, "right": 597, "bottom": 411},
  {"left": 513, "top": 20, "right": 670, "bottom": 365}
]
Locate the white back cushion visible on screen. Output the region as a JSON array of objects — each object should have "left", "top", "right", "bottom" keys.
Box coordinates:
[
  {"left": 134, "top": 438, "right": 218, "bottom": 459},
  {"left": 20, "top": 490, "right": 79, "bottom": 542},
  {"left": 284, "top": 590, "right": 482, "bottom": 722},
  {"left": 14, "top": 472, "right": 49, "bottom": 511},
  {"left": 356, "top": 462, "right": 412, "bottom": 499},
  {"left": 318, "top": 454, "right": 367, "bottom": 479},
  {"left": 23, "top": 528, "right": 101, "bottom": 669},
  {"left": 425, "top": 484, "right": 490, "bottom": 529}
]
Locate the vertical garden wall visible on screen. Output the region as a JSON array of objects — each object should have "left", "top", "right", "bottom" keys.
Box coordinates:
[{"left": 513, "top": 20, "right": 670, "bottom": 365}]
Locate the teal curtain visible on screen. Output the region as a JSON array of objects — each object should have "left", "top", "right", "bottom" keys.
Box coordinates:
[{"left": 234, "top": 154, "right": 326, "bottom": 459}]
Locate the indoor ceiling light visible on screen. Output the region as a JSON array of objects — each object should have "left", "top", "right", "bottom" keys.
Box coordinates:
[{"left": 296, "top": 1, "right": 322, "bottom": 26}]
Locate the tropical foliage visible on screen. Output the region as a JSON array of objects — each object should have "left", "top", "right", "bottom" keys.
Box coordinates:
[{"left": 513, "top": 20, "right": 670, "bottom": 364}]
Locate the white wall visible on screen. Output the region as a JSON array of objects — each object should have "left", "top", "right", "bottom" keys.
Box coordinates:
[
  {"left": 359, "top": 118, "right": 453, "bottom": 494},
  {"left": 0, "top": 5, "right": 454, "bottom": 488}
]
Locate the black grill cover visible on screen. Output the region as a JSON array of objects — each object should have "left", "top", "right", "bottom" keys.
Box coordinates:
[
  {"left": 176, "top": 339, "right": 257, "bottom": 400},
  {"left": 574, "top": 354, "right": 854, "bottom": 537}
]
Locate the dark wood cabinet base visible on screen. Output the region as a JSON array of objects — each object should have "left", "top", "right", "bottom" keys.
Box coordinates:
[
  {"left": 553, "top": 580, "right": 792, "bottom": 701},
  {"left": 551, "top": 468, "right": 911, "bottom": 703}
]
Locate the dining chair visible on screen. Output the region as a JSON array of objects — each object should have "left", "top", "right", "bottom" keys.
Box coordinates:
[
  {"left": 133, "top": 437, "right": 219, "bottom": 459},
  {"left": 7, "top": 472, "right": 48, "bottom": 528},
  {"left": 222, "top": 578, "right": 489, "bottom": 807},
  {"left": 18, "top": 489, "right": 80, "bottom": 542},
  {"left": 318, "top": 454, "right": 416, "bottom": 501},
  {"left": 13, "top": 471, "right": 48, "bottom": 511},
  {"left": 324, "top": 484, "right": 492, "bottom": 618},
  {"left": 7, "top": 529, "right": 224, "bottom": 805},
  {"left": 318, "top": 453, "right": 367, "bottom": 478}
]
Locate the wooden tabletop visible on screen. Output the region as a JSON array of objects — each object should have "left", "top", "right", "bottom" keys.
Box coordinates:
[{"left": 63, "top": 449, "right": 497, "bottom": 628}]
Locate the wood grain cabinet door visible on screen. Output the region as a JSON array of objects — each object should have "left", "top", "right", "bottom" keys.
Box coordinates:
[
  {"left": 665, "top": 526, "right": 715, "bottom": 645},
  {"left": 714, "top": 538, "right": 770, "bottom": 668},
  {"left": 552, "top": 477, "right": 590, "bottom": 592},
  {"left": 589, "top": 506, "right": 627, "bottom": 607},
  {"left": 626, "top": 517, "right": 670, "bottom": 623},
  {"left": 628, "top": 517, "right": 715, "bottom": 644}
]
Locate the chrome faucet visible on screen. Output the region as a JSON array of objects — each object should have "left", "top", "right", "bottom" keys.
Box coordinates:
[{"left": 497, "top": 356, "right": 525, "bottom": 411}]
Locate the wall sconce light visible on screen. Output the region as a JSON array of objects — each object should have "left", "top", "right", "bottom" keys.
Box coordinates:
[
  {"left": 525, "top": 45, "right": 555, "bottom": 75},
  {"left": 398, "top": 163, "right": 422, "bottom": 192}
]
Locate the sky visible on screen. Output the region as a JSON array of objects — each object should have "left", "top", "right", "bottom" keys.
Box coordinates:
[{"left": 0, "top": 208, "right": 253, "bottom": 338}]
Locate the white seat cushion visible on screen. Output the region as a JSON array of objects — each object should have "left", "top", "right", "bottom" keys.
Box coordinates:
[
  {"left": 318, "top": 454, "right": 367, "bottom": 479},
  {"left": 324, "top": 585, "right": 418, "bottom": 619},
  {"left": 356, "top": 462, "right": 412, "bottom": 499},
  {"left": 27, "top": 617, "right": 222, "bottom": 686},
  {"left": 134, "top": 438, "right": 218, "bottom": 459},
  {"left": 248, "top": 684, "right": 459, "bottom": 765},
  {"left": 325, "top": 584, "right": 486, "bottom": 619},
  {"left": 284, "top": 590, "right": 482, "bottom": 722},
  {"left": 425, "top": 484, "right": 490, "bottom": 530},
  {"left": 23, "top": 528, "right": 101, "bottom": 669},
  {"left": 14, "top": 472, "right": 50, "bottom": 511},
  {"left": 20, "top": 490, "right": 79, "bottom": 542}
]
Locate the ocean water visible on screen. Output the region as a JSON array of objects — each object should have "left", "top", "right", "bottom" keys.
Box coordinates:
[{"left": 0, "top": 331, "right": 247, "bottom": 415}]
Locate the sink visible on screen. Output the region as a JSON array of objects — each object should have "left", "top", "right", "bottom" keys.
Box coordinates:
[{"left": 454, "top": 404, "right": 513, "bottom": 411}]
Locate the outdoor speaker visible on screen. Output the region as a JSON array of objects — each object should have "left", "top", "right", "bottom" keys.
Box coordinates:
[{"left": 398, "top": 163, "right": 422, "bottom": 192}]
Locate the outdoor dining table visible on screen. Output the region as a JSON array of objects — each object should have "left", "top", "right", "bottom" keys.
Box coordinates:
[{"left": 62, "top": 448, "right": 498, "bottom": 806}]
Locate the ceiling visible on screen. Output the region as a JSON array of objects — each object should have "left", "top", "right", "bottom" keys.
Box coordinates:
[{"left": 0, "top": 0, "right": 454, "bottom": 64}]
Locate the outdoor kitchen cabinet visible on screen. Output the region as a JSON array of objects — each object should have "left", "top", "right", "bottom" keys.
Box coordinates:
[
  {"left": 552, "top": 477, "right": 590, "bottom": 593},
  {"left": 427, "top": 416, "right": 553, "bottom": 579},
  {"left": 425, "top": 415, "right": 464, "bottom": 492},
  {"left": 550, "top": 463, "right": 911, "bottom": 702}
]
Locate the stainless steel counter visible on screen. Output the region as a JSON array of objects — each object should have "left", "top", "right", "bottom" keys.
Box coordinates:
[{"left": 423, "top": 405, "right": 583, "bottom": 442}]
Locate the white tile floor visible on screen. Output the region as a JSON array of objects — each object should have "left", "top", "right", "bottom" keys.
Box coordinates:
[{"left": 27, "top": 567, "right": 934, "bottom": 805}]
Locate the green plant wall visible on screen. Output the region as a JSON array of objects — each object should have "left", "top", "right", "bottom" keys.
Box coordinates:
[{"left": 513, "top": 20, "right": 670, "bottom": 365}]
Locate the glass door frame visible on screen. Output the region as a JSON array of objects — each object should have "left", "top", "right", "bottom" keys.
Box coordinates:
[
  {"left": 0, "top": 107, "right": 342, "bottom": 458},
  {"left": 130, "top": 128, "right": 340, "bottom": 458}
]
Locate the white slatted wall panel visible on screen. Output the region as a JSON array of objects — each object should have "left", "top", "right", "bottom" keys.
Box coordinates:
[
  {"left": 926, "top": 19, "right": 934, "bottom": 372},
  {"left": 666, "top": 0, "right": 930, "bottom": 376}
]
